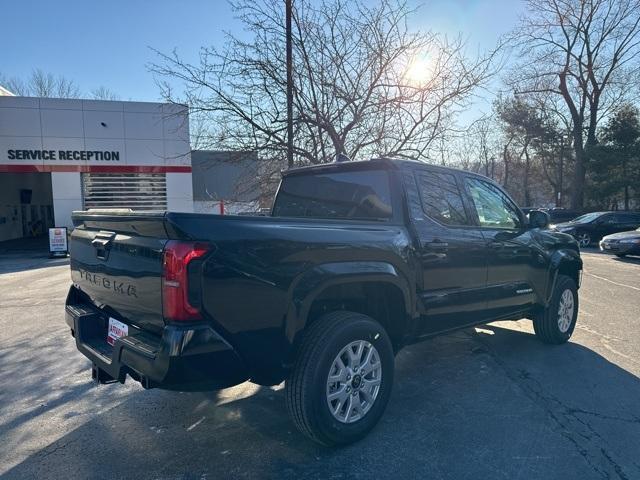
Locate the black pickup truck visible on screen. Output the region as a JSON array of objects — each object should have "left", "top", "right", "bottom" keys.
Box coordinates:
[{"left": 65, "top": 158, "right": 582, "bottom": 446}]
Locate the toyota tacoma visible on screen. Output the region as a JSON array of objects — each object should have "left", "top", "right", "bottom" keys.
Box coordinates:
[{"left": 65, "top": 158, "right": 582, "bottom": 446}]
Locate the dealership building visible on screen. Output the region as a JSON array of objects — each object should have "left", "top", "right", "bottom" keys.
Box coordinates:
[{"left": 0, "top": 93, "right": 195, "bottom": 242}]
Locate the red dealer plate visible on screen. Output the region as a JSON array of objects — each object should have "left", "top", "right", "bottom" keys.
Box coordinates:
[{"left": 107, "top": 317, "right": 128, "bottom": 346}]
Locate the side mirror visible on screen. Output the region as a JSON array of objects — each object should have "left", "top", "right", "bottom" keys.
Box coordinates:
[{"left": 528, "top": 210, "right": 550, "bottom": 229}]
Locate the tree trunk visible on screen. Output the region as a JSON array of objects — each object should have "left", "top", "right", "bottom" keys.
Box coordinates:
[
  {"left": 502, "top": 144, "right": 510, "bottom": 190},
  {"left": 623, "top": 154, "right": 629, "bottom": 210},
  {"left": 570, "top": 127, "right": 586, "bottom": 210},
  {"left": 559, "top": 69, "right": 587, "bottom": 211},
  {"left": 570, "top": 146, "right": 586, "bottom": 210}
]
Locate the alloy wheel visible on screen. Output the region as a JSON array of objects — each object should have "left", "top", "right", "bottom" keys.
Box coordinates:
[
  {"left": 557, "top": 289, "right": 575, "bottom": 333},
  {"left": 326, "top": 340, "right": 382, "bottom": 424},
  {"left": 577, "top": 233, "right": 591, "bottom": 248}
]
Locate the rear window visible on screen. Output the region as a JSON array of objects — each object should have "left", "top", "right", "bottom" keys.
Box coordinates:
[{"left": 273, "top": 169, "right": 393, "bottom": 220}]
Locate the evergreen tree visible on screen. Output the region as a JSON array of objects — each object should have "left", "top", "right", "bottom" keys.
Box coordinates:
[{"left": 588, "top": 105, "right": 640, "bottom": 210}]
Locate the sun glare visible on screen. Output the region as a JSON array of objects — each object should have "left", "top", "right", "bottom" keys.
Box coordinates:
[{"left": 405, "top": 57, "right": 432, "bottom": 85}]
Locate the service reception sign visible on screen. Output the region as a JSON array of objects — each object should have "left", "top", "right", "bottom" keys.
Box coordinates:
[
  {"left": 49, "top": 227, "right": 68, "bottom": 256},
  {"left": 7, "top": 149, "right": 120, "bottom": 162},
  {"left": 0, "top": 97, "right": 191, "bottom": 173}
]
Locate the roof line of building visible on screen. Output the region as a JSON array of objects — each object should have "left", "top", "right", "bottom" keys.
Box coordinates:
[{"left": 0, "top": 84, "right": 16, "bottom": 96}]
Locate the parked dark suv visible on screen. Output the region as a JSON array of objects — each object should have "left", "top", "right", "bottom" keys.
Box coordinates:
[
  {"left": 552, "top": 211, "right": 640, "bottom": 248},
  {"left": 546, "top": 208, "right": 580, "bottom": 223},
  {"left": 521, "top": 208, "right": 579, "bottom": 224},
  {"left": 65, "top": 158, "right": 582, "bottom": 446}
]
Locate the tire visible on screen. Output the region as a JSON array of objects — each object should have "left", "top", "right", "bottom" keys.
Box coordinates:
[
  {"left": 576, "top": 232, "right": 591, "bottom": 248},
  {"left": 285, "top": 311, "right": 394, "bottom": 446},
  {"left": 533, "top": 274, "right": 578, "bottom": 344}
]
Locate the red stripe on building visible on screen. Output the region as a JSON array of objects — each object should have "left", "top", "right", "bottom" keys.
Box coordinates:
[{"left": 0, "top": 165, "right": 192, "bottom": 173}]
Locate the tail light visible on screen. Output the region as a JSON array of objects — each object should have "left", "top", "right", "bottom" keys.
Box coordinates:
[{"left": 162, "top": 241, "right": 209, "bottom": 322}]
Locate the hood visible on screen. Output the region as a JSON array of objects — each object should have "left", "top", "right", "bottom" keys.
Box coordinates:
[
  {"left": 532, "top": 228, "right": 580, "bottom": 251},
  {"left": 552, "top": 221, "right": 582, "bottom": 229},
  {"left": 602, "top": 230, "right": 640, "bottom": 241}
]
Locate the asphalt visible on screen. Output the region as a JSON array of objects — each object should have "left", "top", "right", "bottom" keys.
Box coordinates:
[{"left": 0, "top": 248, "right": 639, "bottom": 479}]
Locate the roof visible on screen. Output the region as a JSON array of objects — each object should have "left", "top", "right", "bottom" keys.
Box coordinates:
[
  {"left": 0, "top": 84, "right": 15, "bottom": 96},
  {"left": 283, "top": 157, "right": 487, "bottom": 180}
]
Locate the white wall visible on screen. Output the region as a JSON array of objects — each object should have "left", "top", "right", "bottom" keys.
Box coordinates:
[
  {"left": 0, "top": 97, "right": 191, "bottom": 169},
  {"left": 166, "top": 172, "right": 194, "bottom": 213},
  {"left": 51, "top": 172, "right": 82, "bottom": 228},
  {"left": 0, "top": 97, "right": 194, "bottom": 231},
  {"left": 194, "top": 200, "right": 260, "bottom": 215}
]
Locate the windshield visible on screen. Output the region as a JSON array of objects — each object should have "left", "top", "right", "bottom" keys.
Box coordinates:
[{"left": 570, "top": 212, "right": 604, "bottom": 223}]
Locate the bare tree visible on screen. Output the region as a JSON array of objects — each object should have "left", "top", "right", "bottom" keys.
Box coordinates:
[
  {"left": 3, "top": 69, "right": 81, "bottom": 98},
  {"left": 448, "top": 116, "right": 501, "bottom": 178},
  {"left": 150, "top": 0, "right": 500, "bottom": 167},
  {"left": 508, "top": 0, "right": 640, "bottom": 209},
  {"left": 90, "top": 86, "right": 120, "bottom": 101},
  {"left": 468, "top": 116, "right": 500, "bottom": 178}
]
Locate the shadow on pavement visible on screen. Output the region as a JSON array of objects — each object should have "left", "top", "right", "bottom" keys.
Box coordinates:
[
  {"left": 3, "top": 324, "right": 640, "bottom": 479},
  {"left": 0, "top": 235, "right": 70, "bottom": 274},
  {"left": 611, "top": 255, "right": 640, "bottom": 265},
  {"left": 0, "top": 255, "right": 69, "bottom": 275},
  {"left": 583, "top": 248, "right": 640, "bottom": 263},
  {"left": 0, "top": 235, "right": 50, "bottom": 253}
]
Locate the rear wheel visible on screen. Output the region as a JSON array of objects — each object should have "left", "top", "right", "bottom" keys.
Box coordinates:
[
  {"left": 533, "top": 274, "right": 578, "bottom": 344},
  {"left": 576, "top": 232, "right": 591, "bottom": 248},
  {"left": 285, "top": 311, "right": 394, "bottom": 446}
]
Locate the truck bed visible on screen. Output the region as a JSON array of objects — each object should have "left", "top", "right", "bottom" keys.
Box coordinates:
[{"left": 69, "top": 209, "right": 413, "bottom": 384}]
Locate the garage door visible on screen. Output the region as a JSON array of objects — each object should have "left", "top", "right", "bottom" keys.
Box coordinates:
[{"left": 81, "top": 173, "right": 167, "bottom": 210}]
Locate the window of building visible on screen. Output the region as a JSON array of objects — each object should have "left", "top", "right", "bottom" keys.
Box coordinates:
[{"left": 81, "top": 173, "right": 167, "bottom": 211}]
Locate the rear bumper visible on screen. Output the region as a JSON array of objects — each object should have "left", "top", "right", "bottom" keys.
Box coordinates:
[{"left": 65, "top": 288, "right": 249, "bottom": 391}]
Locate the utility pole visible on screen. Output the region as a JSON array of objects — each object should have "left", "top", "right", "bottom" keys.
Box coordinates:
[
  {"left": 286, "top": 0, "right": 294, "bottom": 169},
  {"left": 557, "top": 136, "right": 565, "bottom": 207}
]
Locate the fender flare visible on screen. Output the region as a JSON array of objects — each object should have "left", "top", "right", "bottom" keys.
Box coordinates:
[
  {"left": 545, "top": 249, "right": 583, "bottom": 305},
  {"left": 284, "top": 261, "right": 413, "bottom": 345}
]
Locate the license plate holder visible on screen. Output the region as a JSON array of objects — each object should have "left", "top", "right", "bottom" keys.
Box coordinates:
[{"left": 107, "top": 317, "right": 128, "bottom": 346}]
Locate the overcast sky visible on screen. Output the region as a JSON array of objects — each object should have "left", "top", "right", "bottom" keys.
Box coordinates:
[{"left": 1, "top": 0, "right": 524, "bottom": 116}]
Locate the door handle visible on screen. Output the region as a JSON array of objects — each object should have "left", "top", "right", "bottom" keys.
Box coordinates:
[
  {"left": 426, "top": 241, "right": 449, "bottom": 250},
  {"left": 488, "top": 241, "right": 504, "bottom": 249},
  {"left": 91, "top": 238, "right": 112, "bottom": 249},
  {"left": 92, "top": 231, "right": 116, "bottom": 260}
]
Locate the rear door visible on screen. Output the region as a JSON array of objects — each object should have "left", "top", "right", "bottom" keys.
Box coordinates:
[
  {"left": 624, "top": 213, "right": 640, "bottom": 230},
  {"left": 600, "top": 213, "right": 640, "bottom": 237},
  {"left": 70, "top": 215, "right": 168, "bottom": 334},
  {"left": 409, "top": 167, "right": 489, "bottom": 334},
  {"left": 463, "top": 176, "right": 540, "bottom": 318}
]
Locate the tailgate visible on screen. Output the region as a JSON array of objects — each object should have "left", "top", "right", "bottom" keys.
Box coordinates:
[{"left": 69, "top": 211, "right": 169, "bottom": 334}]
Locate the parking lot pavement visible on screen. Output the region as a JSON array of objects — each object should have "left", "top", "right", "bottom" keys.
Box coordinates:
[{"left": 1, "top": 250, "right": 639, "bottom": 479}]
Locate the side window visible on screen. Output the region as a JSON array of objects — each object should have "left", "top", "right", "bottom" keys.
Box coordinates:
[
  {"left": 416, "top": 171, "right": 470, "bottom": 226},
  {"left": 465, "top": 178, "right": 522, "bottom": 229},
  {"left": 615, "top": 213, "right": 636, "bottom": 225},
  {"left": 273, "top": 169, "right": 393, "bottom": 220}
]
